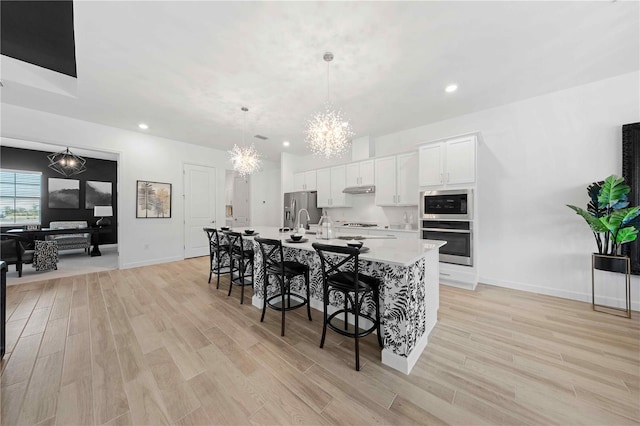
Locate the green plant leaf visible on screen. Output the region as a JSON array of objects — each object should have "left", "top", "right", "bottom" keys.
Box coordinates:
[
  {"left": 601, "top": 207, "right": 640, "bottom": 232},
  {"left": 567, "top": 205, "right": 607, "bottom": 232},
  {"left": 587, "top": 181, "right": 605, "bottom": 217},
  {"left": 598, "top": 175, "right": 630, "bottom": 210},
  {"left": 616, "top": 226, "right": 638, "bottom": 244}
]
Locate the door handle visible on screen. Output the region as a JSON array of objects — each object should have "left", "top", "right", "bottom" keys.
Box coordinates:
[{"left": 211, "top": 220, "right": 215, "bottom": 223}]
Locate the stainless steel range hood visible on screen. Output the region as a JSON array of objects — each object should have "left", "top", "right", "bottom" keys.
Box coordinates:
[{"left": 342, "top": 185, "right": 375, "bottom": 194}]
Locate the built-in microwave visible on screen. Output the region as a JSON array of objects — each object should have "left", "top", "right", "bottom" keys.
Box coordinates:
[{"left": 421, "top": 189, "right": 473, "bottom": 220}]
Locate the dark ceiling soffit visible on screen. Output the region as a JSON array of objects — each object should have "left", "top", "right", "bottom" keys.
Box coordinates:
[{"left": 1, "top": 1, "right": 77, "bottom": 78}]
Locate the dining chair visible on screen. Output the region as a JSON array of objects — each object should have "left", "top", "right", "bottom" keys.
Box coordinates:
[{"left": 0, "top": 234, "right": 35, "bottom": 277}]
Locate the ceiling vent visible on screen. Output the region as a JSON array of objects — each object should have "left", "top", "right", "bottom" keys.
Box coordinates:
[{"left": 254, "top": 134, "right": 268, "bottom": 140}]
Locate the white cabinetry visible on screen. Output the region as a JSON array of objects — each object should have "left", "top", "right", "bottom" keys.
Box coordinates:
[
  {"left": 419, "top": 135, "right": 476, "bottom": 187},
  {"left": 316, "top": 165, "right": 349, "bottom": 207},
  {"left": 293, "top": 170, "right": 317, "bottom": 191},
  {"left": 374, "top": 152, "right": 418, "bottom": 206},
  {"left": 346, "top": 160, "right": 374, "bottom": 187}
]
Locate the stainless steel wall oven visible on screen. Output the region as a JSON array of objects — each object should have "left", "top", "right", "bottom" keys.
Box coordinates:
[{"left": 421, "top": 220, "right": 473, "bottom": 266}]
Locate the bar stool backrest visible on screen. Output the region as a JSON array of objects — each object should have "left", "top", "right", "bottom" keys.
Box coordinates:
[
  {"left": 254, "top": 237, "right": 285, "bottom": 276},
  {"left": 225, "top": 231, "right": 249, "bottom": 259},
  {"left": 312, "top": 243, "right": 360, "bottom": 291},
  {"left": 203, "top": 227, "right": 224, "bottom": 254}
]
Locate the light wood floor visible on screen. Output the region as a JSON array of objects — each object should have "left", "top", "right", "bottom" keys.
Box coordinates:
[{"left": 2, "top": 257, "right": 639, "bottom": 425}]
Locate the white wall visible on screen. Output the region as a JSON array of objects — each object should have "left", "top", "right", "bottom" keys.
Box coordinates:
[
  {"left": 1, "top": 103, "right": 279, "bottom": 268},
  {"left": 374, "top": 71, "right": 640, "bottom": 309}
]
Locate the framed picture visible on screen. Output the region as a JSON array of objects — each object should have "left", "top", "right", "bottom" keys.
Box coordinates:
[
  {"left": 85, "top": 180, "right": 112, "bottom": 209},
  {"left": 136, "top": 180, "right": 172, "bottom": 218},
  {"left": 48, "top": 178, "right": 80, "bottom": 209}
]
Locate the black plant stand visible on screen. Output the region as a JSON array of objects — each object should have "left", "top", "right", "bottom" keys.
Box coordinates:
[
  {"left": 592, "top": 254, "right": 631, "bottom": 318},
  {"left": 1, "top": 260, "right": 6, "bottom": 358}
]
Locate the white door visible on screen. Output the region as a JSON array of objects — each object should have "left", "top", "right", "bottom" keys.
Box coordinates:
[
  {"left": 184, "top": 164, "right": 216, "bottom": 258},
  {"left": 233, "top": 175, "right": 250, "bottom": 227}
]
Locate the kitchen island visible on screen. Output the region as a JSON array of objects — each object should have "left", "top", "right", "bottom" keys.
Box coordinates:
[{"left": 239, "top": 226, "right": 445, "bottom": 374}]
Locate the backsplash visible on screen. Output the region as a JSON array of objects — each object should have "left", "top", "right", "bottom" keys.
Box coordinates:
[{"left": 322, "top": 194, "right": 420, "bottom": 228}]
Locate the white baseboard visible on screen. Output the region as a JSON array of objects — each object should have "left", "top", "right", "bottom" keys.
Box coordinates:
[
  {"left": 440, "top": 279, "right": 477, "bottom": 291},
  {"left": 479, "top": 276, "right": 640, "bottom": 312},
  {"left": 121, "top": 255, "right": 184, "bottom": 270}
]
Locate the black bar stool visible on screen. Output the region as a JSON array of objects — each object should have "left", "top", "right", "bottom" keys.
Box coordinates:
[
  {"left": 254, "top": 237, "right": 312, "bottom": 336},
  {"left": 225, "top": 231, "right": 254, "bottom": 304},
  {"left": 312, "top": 242, "right": 383, "bottom": 371},
  {"left": 203, "top": 227, "right": 231, "bottom": 289}
]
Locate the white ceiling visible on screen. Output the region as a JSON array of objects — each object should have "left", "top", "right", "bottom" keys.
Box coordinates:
[{"left": 1, "top": 1, "right": 638, "bottom": 161}]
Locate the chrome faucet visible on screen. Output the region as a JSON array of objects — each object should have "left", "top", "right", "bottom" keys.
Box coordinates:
[{"left": 296, "top": 208, "right": 311, "bottom": 231}]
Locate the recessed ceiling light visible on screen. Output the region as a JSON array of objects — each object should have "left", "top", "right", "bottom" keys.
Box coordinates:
[
  {"left": 445, "top": 84, "right": 458, "bottom": 93},
  {"left": 283, "top": 141, "right": 290, "bottom": 147},
  {"left": 138, "top": 123, "right": 149, "bottom": 130}
]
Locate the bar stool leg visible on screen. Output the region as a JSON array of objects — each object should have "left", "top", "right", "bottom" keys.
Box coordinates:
[
  {"left": 228, "top": 258, "right": 234, "bottom": 298},
  {"left": 280, "top": 277, "right": 286, "bottom": 336},
  {"left": 355, "top": 295, "right": 360, "bottom": 371},
  {"left": 240, "top": 259, "right": 246, "bottom": 305},
  {"left": 375, "top": 287, "right": 383, "bottom": 348},
  {"left": 261, "top": 274, "right": 268, "bottom": 323},
  {"left": 320, "top": 286, "right": 329, "bottom": 348},
  {"left": 208, "top": 253, "right": 214, "bottom": 284},
  {"left": 305, "top": 269, "right": 312, "bottom": 321}
]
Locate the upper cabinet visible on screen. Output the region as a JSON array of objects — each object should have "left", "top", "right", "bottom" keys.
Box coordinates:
[
  {"left": 374, "top": 152, "right": 418, "bottom": 206},
  {"left": 316, "top": 165, "right": 350, "bottom": 208},
  {"left": 293, "top": 170, "right": 317, "bottom": 191},
  {"left": 345, "top": 159, "right": 374, "bottom": 187},
  {"left": 419, "top": 135, "right": 476, "bottom": 187}
]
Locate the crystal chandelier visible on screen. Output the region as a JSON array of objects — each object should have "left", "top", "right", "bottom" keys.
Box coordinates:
[
  {"left": 47, "top": 147, "right": 87, "bottom": 176},
  {"left": 229, "top": 107, "right": 261, "bottom": 177},
  {"left": 305, "top": 52, "right": 354, "bottom": 158}
]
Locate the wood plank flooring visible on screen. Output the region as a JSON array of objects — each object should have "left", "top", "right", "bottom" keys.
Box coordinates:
[{"left": 2, "top": 257, "right": 639, "bottom": 425}]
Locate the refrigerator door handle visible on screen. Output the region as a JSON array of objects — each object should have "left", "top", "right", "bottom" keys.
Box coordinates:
[{"left": 291, "top": 198, "right": 297, "bottom": 224}]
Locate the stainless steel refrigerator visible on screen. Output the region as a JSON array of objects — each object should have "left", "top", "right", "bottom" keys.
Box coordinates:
[{"left": 283, "top": 191, "right": 322, "bottom": 230}]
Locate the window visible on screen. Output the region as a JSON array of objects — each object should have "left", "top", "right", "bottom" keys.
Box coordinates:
[{"left": 0, "top": 170, "right": 42, "bottom": 225}]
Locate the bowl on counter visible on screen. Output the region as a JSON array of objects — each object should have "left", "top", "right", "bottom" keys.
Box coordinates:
[
  {"left": 244, "top": 229, "right": 255, "bottom": 235},
  {"left": 220, "top": 226, "right": 230, "bottom": 231},
  {"left": 290, "top": 234, "right": 303, "bottom": 242},
  {"left": 346, "top": 240, "right": 364, "bottom": 249}
]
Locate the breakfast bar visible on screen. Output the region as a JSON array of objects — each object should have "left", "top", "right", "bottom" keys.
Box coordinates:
[{"left": 243, "top": 226, "right": 445, "bottom": 374}]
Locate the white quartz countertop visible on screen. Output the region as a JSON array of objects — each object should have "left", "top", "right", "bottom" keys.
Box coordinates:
[{"left": 235, "top": 226, "right": 445, "bottom": 267}]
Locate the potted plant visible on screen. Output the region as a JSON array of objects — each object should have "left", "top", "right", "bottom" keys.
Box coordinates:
[{"left": 567, "top": 175, "right": 640, "bottom": 272}]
